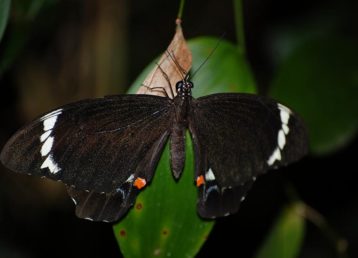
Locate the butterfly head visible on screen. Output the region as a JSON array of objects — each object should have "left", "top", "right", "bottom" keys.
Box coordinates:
[{"left": 175, "top": 79, "right": 193, "bottom": 98}]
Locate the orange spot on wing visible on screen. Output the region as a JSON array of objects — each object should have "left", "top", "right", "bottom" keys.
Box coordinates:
[
  {"left": 133, "top": 177, "right": 146, "bottom": 189},
  {"left": 196, "top": 175, "right": 205, "bottom": 187}
]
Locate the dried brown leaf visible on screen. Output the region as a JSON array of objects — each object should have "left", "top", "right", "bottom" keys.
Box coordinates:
[{"left": 136, "top": 19, "right": 192, "bottom": 98}]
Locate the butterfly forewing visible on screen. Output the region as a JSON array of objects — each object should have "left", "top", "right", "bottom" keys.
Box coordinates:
[
  {"left": 189, "top": 93, "right": 308, "bottom": 218},
  {"left": 1, "top": 95, "right": 174, "bottom": 194}
]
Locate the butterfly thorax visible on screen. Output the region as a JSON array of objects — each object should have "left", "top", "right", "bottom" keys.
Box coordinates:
[
  {"left": 175, "top": 79, "right": 193, "bottom": 98},
  {"left": 173, "top": 79, "right": 194, "bottom": 123}
]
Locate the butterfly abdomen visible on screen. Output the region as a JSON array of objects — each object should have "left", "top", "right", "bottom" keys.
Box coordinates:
[
  {"left": 169, "top": 123, "right": 186, "bottom": 180},
  {"left": 169, "top": 96, "right": 192, "bottom": 180}
]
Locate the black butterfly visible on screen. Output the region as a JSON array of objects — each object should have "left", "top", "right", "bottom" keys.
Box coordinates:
[{"left": 0, "top": 77, "right": 308, "bottom": 222}]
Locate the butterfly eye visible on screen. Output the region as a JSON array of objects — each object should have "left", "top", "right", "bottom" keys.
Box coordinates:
[
  {"left": 188, "top": 81, "right": 194, "bottom": 88},
  {"left": 176, "top": 81, "right": 183, "bottom": 91}
]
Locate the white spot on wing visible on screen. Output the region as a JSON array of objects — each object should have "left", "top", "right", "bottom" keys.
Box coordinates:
[
  {"left": 40, "top": 136, "right": 54, "bottom": 156},
  {"left": 126, "top": 174, "right": 135, "bottom": 182},
  {"left": 267, "top": 103, "right": 291, "bottom": 166},
  {"left": 40, "top": 130, "right": 51, "bottom": 142},
  {"left": 278, "top": 129, "right": 286, "bottom": 149},
  {"left": 267, "top": 147, "right": 281, "bottom": 166},
  {"left": 39, "top": 109, "right": 62, "bottom": 174},
  {"left": 205, "top": 168, "right": 215, "bottom": 181},
  {"left": 278, "top": 103, "right": 291, "bottom": 125},
  {"left": 282, "top": 124, "right": 290, "bottom": 134},
  {"left": 40, "top": 154, "right": 61, "bottom": 174},
  {"left": 43, "top": 116, "right": 59, "bottom": 131}
]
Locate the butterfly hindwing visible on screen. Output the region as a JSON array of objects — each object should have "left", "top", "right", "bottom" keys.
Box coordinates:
[
  {"left": 1, "top": 94, "right": 173, "bottom": 194},
  {"left": 190, "top": 93, "right": 308, "bottom": 218},
  {"left": 197, "top": 176, "right": 254, "bottom": 218},
  {"left": 66, "top": 181, "right": 138, "bottom": 222}
]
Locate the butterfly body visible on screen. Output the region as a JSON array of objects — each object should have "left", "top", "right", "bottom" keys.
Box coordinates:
[
  {"left": 169, "top": 80, "right": 194, "bottom": 179},
  {"left": 0, "top": 78, "right": 308, "bottom": 222}
]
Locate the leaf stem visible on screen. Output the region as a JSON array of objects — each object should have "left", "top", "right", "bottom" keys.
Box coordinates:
[
  {"left": 177, "top": 0, "right": 186, "bottom": 20},
  {"left": 233, "top": 0, "right": 246, "bottom": 55},
  {"left": 300, "top": 204, "right": 349, "bottom": 258},
  {"left": 285, "top": 184, "right": 348, "bottom": 258}
]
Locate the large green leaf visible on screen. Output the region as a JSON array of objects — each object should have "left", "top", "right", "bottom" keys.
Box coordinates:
[
  {"left": 0, "top": 0, "right": 11, "bottom": 42},
  {"left": 270, "top": 37, "right": 358, "bottom": 155},
  {"left": 189, "top": 37, "right": 256, "bottom": 96},
  {"left": 114, "top": 36, "right": 256, "bottom": 258},
  {"left": 255, "top": 203, "right": 305, "bottom": 258}
]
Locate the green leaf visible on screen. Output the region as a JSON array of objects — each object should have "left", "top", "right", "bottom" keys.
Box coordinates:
[
  {"left": 0, "top": 0, "right": 11, "bottom": 42},
  {"left": 189, "top": 37, "right": 256, "bottom": 96},
  {"left": 114, "top": 36, "right": 257, "bottom": 258},
  {"left": 255, "top": 203, "right": 305, "bottom": 258},
  {"left": 270, "top": 37, "right": 358, "bottom": 155}
]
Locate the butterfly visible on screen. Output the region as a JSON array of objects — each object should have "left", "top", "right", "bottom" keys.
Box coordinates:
[{"left": 0, "top": 75, "right": 308, "bottom": 222}]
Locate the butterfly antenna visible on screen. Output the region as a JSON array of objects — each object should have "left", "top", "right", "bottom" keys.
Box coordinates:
[
  {"left": 189, "top": 33, "right": 225, "bottom": 80},
  {"left": 165, "top": 50, "right": 187, "bottom": 81},
  {"left": 155, "top": 61, "right": 175, "bottom": 98}
]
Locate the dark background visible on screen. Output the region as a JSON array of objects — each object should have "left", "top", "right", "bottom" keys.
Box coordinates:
[{"left": 0, "top": 0, "right": 357, "bottom": 257}]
